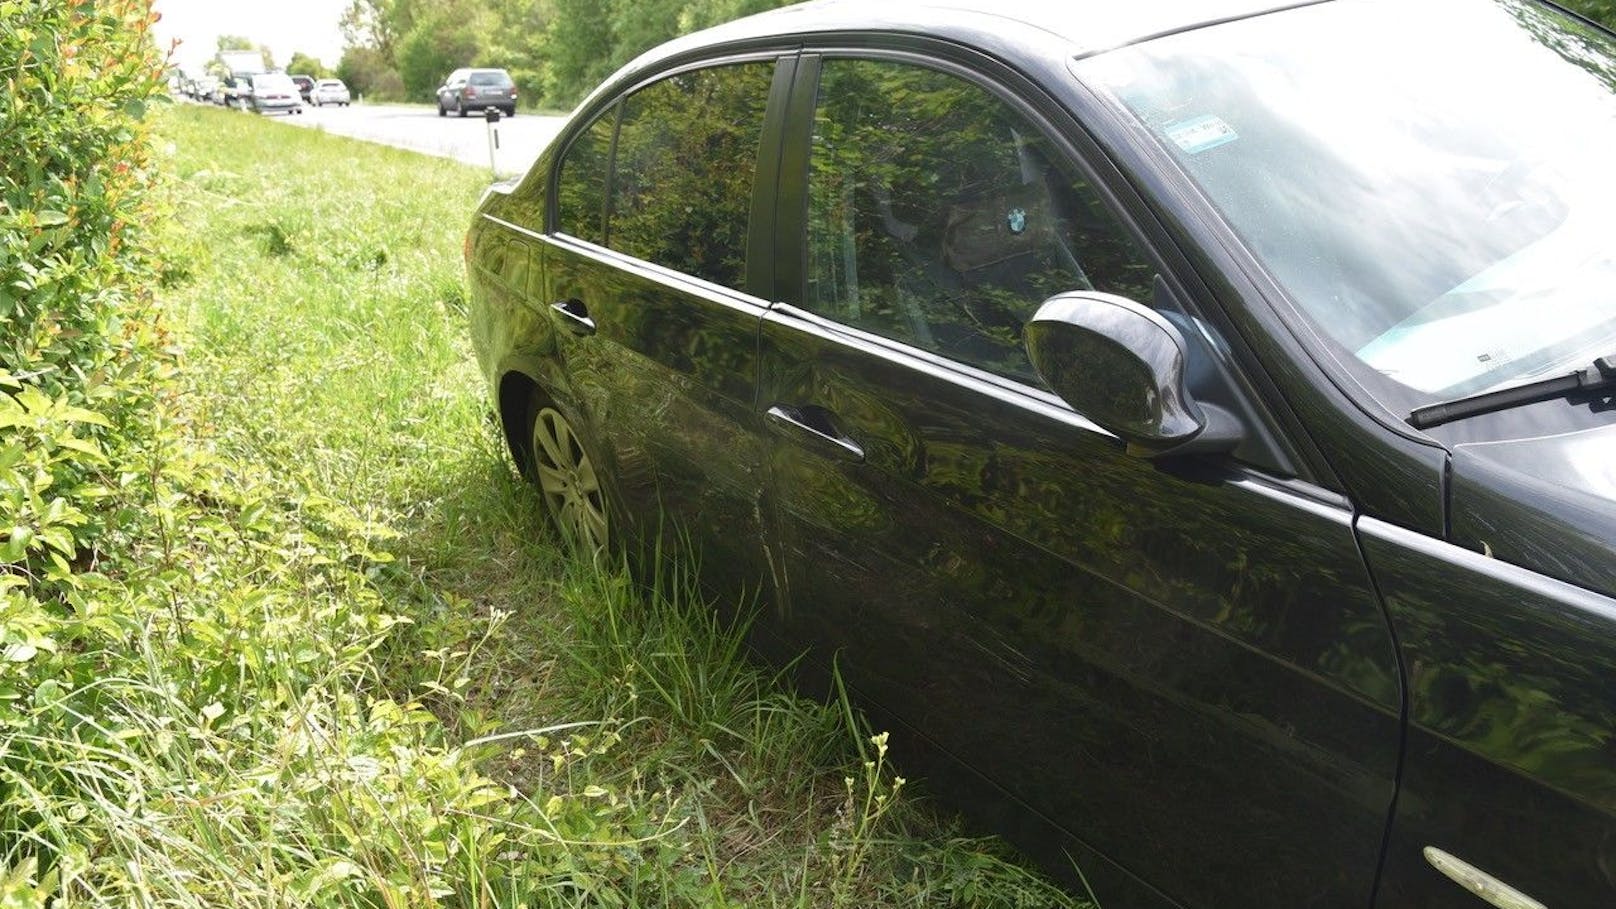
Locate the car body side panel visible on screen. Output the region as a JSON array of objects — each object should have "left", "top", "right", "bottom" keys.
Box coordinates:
[
  {"left": 542, "top": 239, "right": 774, "bottom": 597},
  {"left": 1359, "top": 517, "right": 1616, "bottom": 907},
  {"left": 755, "top": 306, "right": 1403, "bottom": 909}
]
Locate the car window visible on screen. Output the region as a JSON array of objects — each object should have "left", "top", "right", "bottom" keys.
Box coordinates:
[
  {"left": 253, "top": 74, "right": 296, "bottom": 92},
  {"left": 607, "top": 62, "right": 774, "bottom": 292},
  {"left": 470, "top": 71, "right": 512, "bottom": 86},
  {"left": 556, "top": 104, "right": 617, "bottom": 246},
  {"left": 804, "top": 59, "right": 1156, "bottom": 382}
]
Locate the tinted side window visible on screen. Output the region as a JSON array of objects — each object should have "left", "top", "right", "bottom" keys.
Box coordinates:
[
  {"left": 805, "top": 59, "right": 1157, "bottom": 381},
  {"left": 556, "top": 105, "right": 616, "bottom": 245},
  {"left": 609, "top": 62, "right": 773, "bottom": 292}
]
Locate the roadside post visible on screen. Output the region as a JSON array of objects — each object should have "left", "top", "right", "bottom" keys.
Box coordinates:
[{"left": 484, "top": 107, "right": 501, "bottom": 179}]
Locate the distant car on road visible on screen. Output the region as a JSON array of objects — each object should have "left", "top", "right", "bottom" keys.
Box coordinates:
[
  {"left": 248, "top": 72, "right": 302, "bottom": 115},
  {"left": 290, "top": 74, "right": 315, "bottom": 102},
  {"left": 436, "top": 68, "right": 516, "bottom": 118},
  {"left": 210, "top": 77, "right": 239, "bottom": 106},
  {"left": 309, "top": 79, "right": 351, "bottom": 107}
]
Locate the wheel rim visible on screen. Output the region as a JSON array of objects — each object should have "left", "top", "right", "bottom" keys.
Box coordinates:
[{"left": 530, "top": 407, "right": 608, "bottom": 554}]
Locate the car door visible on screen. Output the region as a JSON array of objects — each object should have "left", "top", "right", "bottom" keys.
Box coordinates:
[
  {"left": 754, "top": 52, "right": 1403, "bottom": 909},
  {"left": 533, "top": 54, "right": 793, "bottom": 594},
  {"left": 439, "top": 70, "right": 463, "bottom": 106}
]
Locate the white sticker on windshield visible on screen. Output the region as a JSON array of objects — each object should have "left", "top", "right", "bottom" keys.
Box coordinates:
[{"left": 1165, "top": 115, "right": 1238, "bottom": 154}]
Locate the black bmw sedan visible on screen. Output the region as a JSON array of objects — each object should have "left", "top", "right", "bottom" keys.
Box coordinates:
[{"left": 465, "top": 1, "right": 1616, "bottom": 906}]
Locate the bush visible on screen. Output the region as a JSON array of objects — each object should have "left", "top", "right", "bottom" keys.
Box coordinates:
[
  {"left": 1, "top": 0, "right": 169, "bottom": 899},
  {"left": 0, "top": 0, "right": 167, "bottom": 564}
]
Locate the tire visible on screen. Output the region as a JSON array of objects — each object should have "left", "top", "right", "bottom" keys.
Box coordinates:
[
  {"left": 504, "top": 106, "right": 516, "bottom": 117},
  {"left": 437, "top": 99, "right": 445, "bottom": 117},
  {"left": 525, "top": 401, "right": 610, "bottom": 556},
  {"left": 457, "top": 98, "right": 467, "bottom": 118}
]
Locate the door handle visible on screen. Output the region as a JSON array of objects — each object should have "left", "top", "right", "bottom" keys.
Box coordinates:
[
  {"left": 550, "top": 299, "right": 596, "bottom": 336},
  {"left": 766, "top": 404, "right": 865, "bottom": 463}
]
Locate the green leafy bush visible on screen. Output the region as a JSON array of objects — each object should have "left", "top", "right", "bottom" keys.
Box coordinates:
[{"left": 1, "top": 0, "right": 167, "bottom": 586}]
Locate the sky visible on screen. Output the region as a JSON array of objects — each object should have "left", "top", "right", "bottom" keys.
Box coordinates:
[{"left": 152, "top": 0, "right": 350, "bottom": 75}]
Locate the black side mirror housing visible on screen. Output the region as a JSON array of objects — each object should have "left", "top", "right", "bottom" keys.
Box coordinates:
[{"left": 1025, "top": 291, "right": 1242, "bottom": 458}]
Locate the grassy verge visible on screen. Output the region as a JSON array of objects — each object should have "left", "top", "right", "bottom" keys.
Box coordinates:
[{"left": 147, "top": 104, "right": 1084, "bottom": 906}]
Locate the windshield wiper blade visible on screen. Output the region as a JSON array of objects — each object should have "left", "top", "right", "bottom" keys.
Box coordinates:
[{"left": 1409, "top": 356, "right": 1616, "bottom": 430}]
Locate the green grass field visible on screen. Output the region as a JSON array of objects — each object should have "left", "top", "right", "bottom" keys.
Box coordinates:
[{"left": 145, "top": 103, "right": 1087, "bottom": 908}]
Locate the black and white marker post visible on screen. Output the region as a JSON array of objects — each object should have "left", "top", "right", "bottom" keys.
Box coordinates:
[{"left": 484, "top": 106, "right": 501, "bottom": 179}]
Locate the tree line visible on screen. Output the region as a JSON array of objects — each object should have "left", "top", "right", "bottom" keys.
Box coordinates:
[
  {"left": 283, "top": 0, "right": 1616, "bottom": 110},
  {"left": 327, "top": 0, "right": 792, "bottom": 109}
]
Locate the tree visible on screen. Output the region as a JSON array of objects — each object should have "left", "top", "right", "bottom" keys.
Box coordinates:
[
  {"left": 340, "top": 0, "right": 400, "bottom": 58},
  {"left": 337, "top": 46, "right": 402, "bottom": 98},
  {"left": 394, "top": 11, "right": 484, "bottom": 101},
  {"left": 287, "top": 52, "right": 328, "bottom": 78},
  {"left": 545, "top": 0, "right": 614, "bottom": 104},
  {"left": 609, "top": 0, "right": 683, "bottom": 63}
]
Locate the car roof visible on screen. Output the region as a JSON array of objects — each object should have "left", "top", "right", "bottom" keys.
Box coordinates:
[
  {"left": 586, "top": 0, "right": 1322, "bottom": 108},
  {"left": 657, "top": 0, "right": 1319, "bottom": 59}
]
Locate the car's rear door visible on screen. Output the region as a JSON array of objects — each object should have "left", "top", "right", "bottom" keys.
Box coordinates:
[
  {"left": 535, "top": 53, "right": 795, "bottom": 595},
  {"left": 753, "top": 49, "right": 1403, "bottom": 909}
]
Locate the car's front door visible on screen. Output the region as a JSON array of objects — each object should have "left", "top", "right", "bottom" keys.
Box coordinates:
[
  {"left": 754, "top": 52, "right": 1403, "bottom": 909},
  {"left": 537, "top": 56, "right": 790, "bottom": 593}
]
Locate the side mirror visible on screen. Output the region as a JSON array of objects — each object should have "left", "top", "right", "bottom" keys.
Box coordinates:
[{"left": 1025, "top": 291, "right": 1241, "bottom": 458}]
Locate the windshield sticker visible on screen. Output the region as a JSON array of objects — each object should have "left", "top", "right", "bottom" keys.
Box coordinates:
[{"left": 1165, "top": 115, "right": 1238, "bottom": 154}]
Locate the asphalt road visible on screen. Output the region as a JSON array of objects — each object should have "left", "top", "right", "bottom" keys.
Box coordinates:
[{"left": 271, "top": 101, "right": 569, "bottom": 178}]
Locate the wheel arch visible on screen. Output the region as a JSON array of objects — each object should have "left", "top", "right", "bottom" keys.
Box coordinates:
[{"left": 497, "top": 370, "right": 547, "bottom": 478}]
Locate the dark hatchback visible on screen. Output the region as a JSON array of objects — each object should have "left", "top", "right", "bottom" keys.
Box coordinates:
[{"left": 465, "top": 1, "right": 1616, "bottom": 906}]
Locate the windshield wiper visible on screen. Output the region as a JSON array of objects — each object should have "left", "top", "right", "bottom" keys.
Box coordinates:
[{"left": 1409, "top": 356, "right": 1616, "bottom": 429}]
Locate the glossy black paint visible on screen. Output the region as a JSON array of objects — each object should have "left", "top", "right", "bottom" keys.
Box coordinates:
[
  {"left": 755, "top": 303, "right": 1400, "bottom": 908},
  {"left": 540, "top": 237, "right": 773, "bottom": 596},
  {"left": 462, "top": 2, "right": 1616, "bottom": 906},
  {"left": 1360, "top": 518, "right": 1616, "bottom": 906}
]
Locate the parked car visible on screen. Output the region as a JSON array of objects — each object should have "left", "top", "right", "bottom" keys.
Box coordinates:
[
  {"left": 465, "top": 1, "right": 1616, "bottom": 907},
  {"left": 211, "top": 76, "right": 241, "bottom": 107},
  {"left": 247, "top": 72, "right": 302, "bottom": 115},
  {"left": 191, "top": 76, "right": 218, "bottom": 102},
  {"left": 289, "top": 74, "right": 315, "bottom": 102},
  {"left": 309, "top": 78, "right": 351, "bottom": 107},
  {"left": 436, "top": 67, "right": 516, "bottom": 117}
]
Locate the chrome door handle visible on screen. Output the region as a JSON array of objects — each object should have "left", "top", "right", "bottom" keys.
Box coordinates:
[
  {"left": 766, "top": 404, "right": 865, "bottom": 463},
  {"left": 550, "top": 299, "right": 596, "bottom": 336}
]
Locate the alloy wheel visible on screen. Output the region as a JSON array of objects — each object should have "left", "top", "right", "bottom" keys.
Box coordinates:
[{"left": 530, "top": 407, "right": 609, "bottom": 554}]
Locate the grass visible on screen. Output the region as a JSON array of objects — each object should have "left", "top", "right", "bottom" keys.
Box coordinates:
[{"left": 140, "top": 102, "right": 1088, "bottom": 907}]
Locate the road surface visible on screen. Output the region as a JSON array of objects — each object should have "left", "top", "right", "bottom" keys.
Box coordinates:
[{"left": 274, "top": 101, "right": 569, "bottom": 178}]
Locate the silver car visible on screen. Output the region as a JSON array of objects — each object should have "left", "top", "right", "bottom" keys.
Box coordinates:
[
  {"left": 436, "top": 68, "right": 516, "bottom": 118},
  {"left": 310, "top": 79, "right": 351, "bottom": 107},
  {"left": 248, "top": 73, "right": 302, "bottom": 115}
]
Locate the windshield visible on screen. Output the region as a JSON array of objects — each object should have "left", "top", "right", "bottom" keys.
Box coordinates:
[
  {"left": 254, "top": 74, "right": 295, "bottom": 92},
  {"left": 1078, "top": 0, "right": 1616, "bottom": 406}
]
